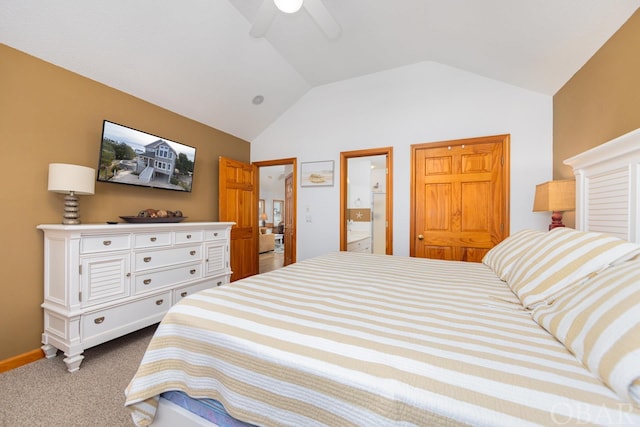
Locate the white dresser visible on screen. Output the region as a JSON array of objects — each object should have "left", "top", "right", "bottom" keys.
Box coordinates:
[{"left": 37, "top": 222, "right": 234, "bottom": 372}]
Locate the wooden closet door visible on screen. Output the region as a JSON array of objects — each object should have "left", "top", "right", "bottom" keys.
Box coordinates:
[{"left": 411, "top": 135, "right": 509, "bottom": 262}]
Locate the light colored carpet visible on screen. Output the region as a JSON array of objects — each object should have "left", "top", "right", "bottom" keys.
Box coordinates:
[{"left": 0, "top": 325, "right": 156, "bottom": 427}]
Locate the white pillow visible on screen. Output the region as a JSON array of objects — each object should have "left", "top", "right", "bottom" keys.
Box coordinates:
[
  {"left": 481, "top": 229, "right": 545, "bottom": 280},
  {"left": 505, "top": 227, "right": 640, "bottom": 308},
  {"left": 532, "top": 259, "right": 640, "bottom": 406}
]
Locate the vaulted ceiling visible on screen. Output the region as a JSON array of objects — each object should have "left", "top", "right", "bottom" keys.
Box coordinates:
[{"left": 2, "top": 1, "right": 638, "bottom": 141}]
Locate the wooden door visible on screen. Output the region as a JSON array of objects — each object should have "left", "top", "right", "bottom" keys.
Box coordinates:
[
  {"left": 219, "top": 156, "right": 258, "bottom": 281},
  {"left": 411, "top": 135, "right": 509, "bottom": 262},
  {"left": 283, "top": 173, "right": 295, "bottom": 266}
]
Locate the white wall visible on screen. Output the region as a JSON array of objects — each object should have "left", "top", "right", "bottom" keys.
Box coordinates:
[{"left": 251, "top": 61, "right": 552, "bottom": 260}]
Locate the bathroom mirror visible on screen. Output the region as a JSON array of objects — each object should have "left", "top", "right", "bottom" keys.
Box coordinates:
[{"left": 340, "top": 147, "right": 393, "bottom": 254}]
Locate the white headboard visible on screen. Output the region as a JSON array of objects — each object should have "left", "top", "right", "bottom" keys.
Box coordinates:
[{"left": 564, "top": 128, "right": 640, "bottom": 243}]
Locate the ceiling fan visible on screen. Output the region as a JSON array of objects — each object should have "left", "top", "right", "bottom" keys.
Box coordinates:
[{"left": 249, "top": 0, "right": 341, "bottom": 40}]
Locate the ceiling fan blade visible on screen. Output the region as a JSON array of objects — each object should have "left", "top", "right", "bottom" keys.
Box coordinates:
[
  {"left": 249, "top": 0, "right": 278, "bottom": 38},
  {"left": 304, "top": 0, "right": 341, "bottom": 40}
]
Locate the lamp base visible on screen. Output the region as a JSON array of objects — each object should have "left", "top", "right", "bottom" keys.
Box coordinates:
[
  {"left": 62, "top": 193, "right": 81, "bottom": 225},
  {"left": 548, "top": 211, "right": 565, "bottom": 231}
]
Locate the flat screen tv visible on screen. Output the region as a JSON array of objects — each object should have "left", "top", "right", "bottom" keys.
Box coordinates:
[{"left": 97, "top": 120, "right": 196, "bottom": 192}]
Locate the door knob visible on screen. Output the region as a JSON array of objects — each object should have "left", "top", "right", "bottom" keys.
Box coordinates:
[{"left": 418, "top": 234, "right": 424, "bottom": 240}]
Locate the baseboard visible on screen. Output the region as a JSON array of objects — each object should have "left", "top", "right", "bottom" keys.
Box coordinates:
[{"left": 0, "top": 348, "right": 44, "bottom": 373}]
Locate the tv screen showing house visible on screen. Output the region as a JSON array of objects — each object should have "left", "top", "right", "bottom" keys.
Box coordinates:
[{"left": 97, "top": 120, "right": 196, "bottom": 192}]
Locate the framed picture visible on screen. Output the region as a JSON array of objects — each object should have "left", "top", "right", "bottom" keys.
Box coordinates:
[{"left": 301, "top": 160, "right": 334, "bottom": 187}]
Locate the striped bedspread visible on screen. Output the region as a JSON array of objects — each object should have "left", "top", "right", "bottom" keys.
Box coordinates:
[{"left": 125, "top": 252, "right": 640, "bottom": 426}]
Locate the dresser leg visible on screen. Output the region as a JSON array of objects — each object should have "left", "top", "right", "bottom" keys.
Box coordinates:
[
  {"left": 63, "top": 353, "right": 84, "bottom": 372},
  {"left": 41, "top": 344, "right": 58, "bottom": 359}
]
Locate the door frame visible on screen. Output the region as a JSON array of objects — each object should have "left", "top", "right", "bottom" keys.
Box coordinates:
[
  {"left": 254, "top": 158, "right": 297, "bottom": 267},
  {"left": 339, "top": 147, "right": 393, "bottom": 254}
]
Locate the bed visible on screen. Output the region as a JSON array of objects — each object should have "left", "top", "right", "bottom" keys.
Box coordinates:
[
  {"left": 125, "top": 131, "right": 640, "bottom": 426},
  {"left": 126, "top": 248, "right": 640, "bottom": 426}
]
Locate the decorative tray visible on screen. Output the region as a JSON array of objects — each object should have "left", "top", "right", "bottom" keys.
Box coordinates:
[{"left": 119, "top": 216, "right": 187, "bottom": 223}]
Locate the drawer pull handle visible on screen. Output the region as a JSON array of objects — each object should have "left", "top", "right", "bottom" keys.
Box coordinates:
[
  {"left": 181, "top": 291, "right": 188, "bottom": 297},
  {"left": 186, "top": 234, "right": 192, "bottom": 239},
  {"left": 103, "top": 240, "right": 111, "bottom": 246},
  {"left": 144, "top": 257, "right": 151, "bottom": 263},
  {"left": 213, "top": 232, "right": 218, "bottom": 237},
  {"left": 216, "top": 281, "right": 222, "bottom": 286},
  {"left": 94, "top": 316, "right": 105, "bottom": 324},
  {"left": 150, "top": 237, "right": 157, "bottom": 242},
  {"left": 190, "top": 269, "right": 196, "bottom": 275},
  {"left": 190, "top": 250, "right": 196, "bottom": 256},
  {"left": 155, "top": 299, "right": 164, "bottom": 305},
  {"left": 144, "top": 279, "right": 151, "bottom": 285}
]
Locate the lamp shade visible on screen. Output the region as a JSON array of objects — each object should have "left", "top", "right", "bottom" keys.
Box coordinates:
[
  {"left": 274, "top": 0, "right": 303, "bottom": 13},
  {"left": 533, "top": 179, "right": 575, "bottom": 212},
  {"left": 260, "top": 213, "right": 268, "bottom": 221},
  {"left": 48, "top": 163, "right": 96, "bottom": 195}
]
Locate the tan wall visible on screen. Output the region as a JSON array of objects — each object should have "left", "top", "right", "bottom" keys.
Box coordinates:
[
  {"left": 0, "top": 44, "right": 249, "bottom": 360},
  {"left": 553, "top": 9, "right": 640, "bottom": 179}
]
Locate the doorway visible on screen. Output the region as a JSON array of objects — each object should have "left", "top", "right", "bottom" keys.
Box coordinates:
[
  {"left": 340, "top": 147, "right": 393, "bottom": 254},
  {"left": 255, "top": 158, "right": 297, "bottom": 273}
]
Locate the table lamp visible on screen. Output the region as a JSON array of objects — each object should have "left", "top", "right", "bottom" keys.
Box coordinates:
[
  {"left": 48, "top": 163, "right": 96, "bottom": 224},
  {"left": 533, "top": 179, "right": 575, "bottom": 230},
  {"left": 260, "top": 212, "right": 268, "bottom": 227}
]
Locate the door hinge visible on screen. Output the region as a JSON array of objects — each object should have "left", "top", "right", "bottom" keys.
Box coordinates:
[
  {"left": 79, "top": 291, "right": 82, "bottom": 302},
  {"left": 79, "top": 265, "right": 82, "bottom": 275},
  {"left": 501, "top": 157, "right": 504, "bottom": 166},
  {"left": 501, "top": 223, "right": 504, "bottom": 231}
]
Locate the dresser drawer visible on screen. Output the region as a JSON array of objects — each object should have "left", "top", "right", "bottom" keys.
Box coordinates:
[
  {"left": 175, "top": 230, "right": 203, "bottom": 244},
  {"left": 134, "top": 263, "right": 202, "bottom": 294},
  {"left": 205, "top": 229, "right": 227, "bottom": 241},
  {"left": 82, "top": 292, "right": 170, "bottom": 343},
  {"left": 134, "top": 232, "right": 172, "bottom": 248},
  {"left": 134, "top": 245, "right": 202, "bottom": 271},
  {"left": 173, "top": 279, "right": 223, "bottom": 303},
  {"left": 81, "top": 234, "right": 131, "bottom": 253}
]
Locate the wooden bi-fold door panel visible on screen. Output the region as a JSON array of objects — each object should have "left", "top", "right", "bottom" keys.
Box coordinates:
[{"left": 412, "top": 135, "right": 509, "bottom": 262}]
